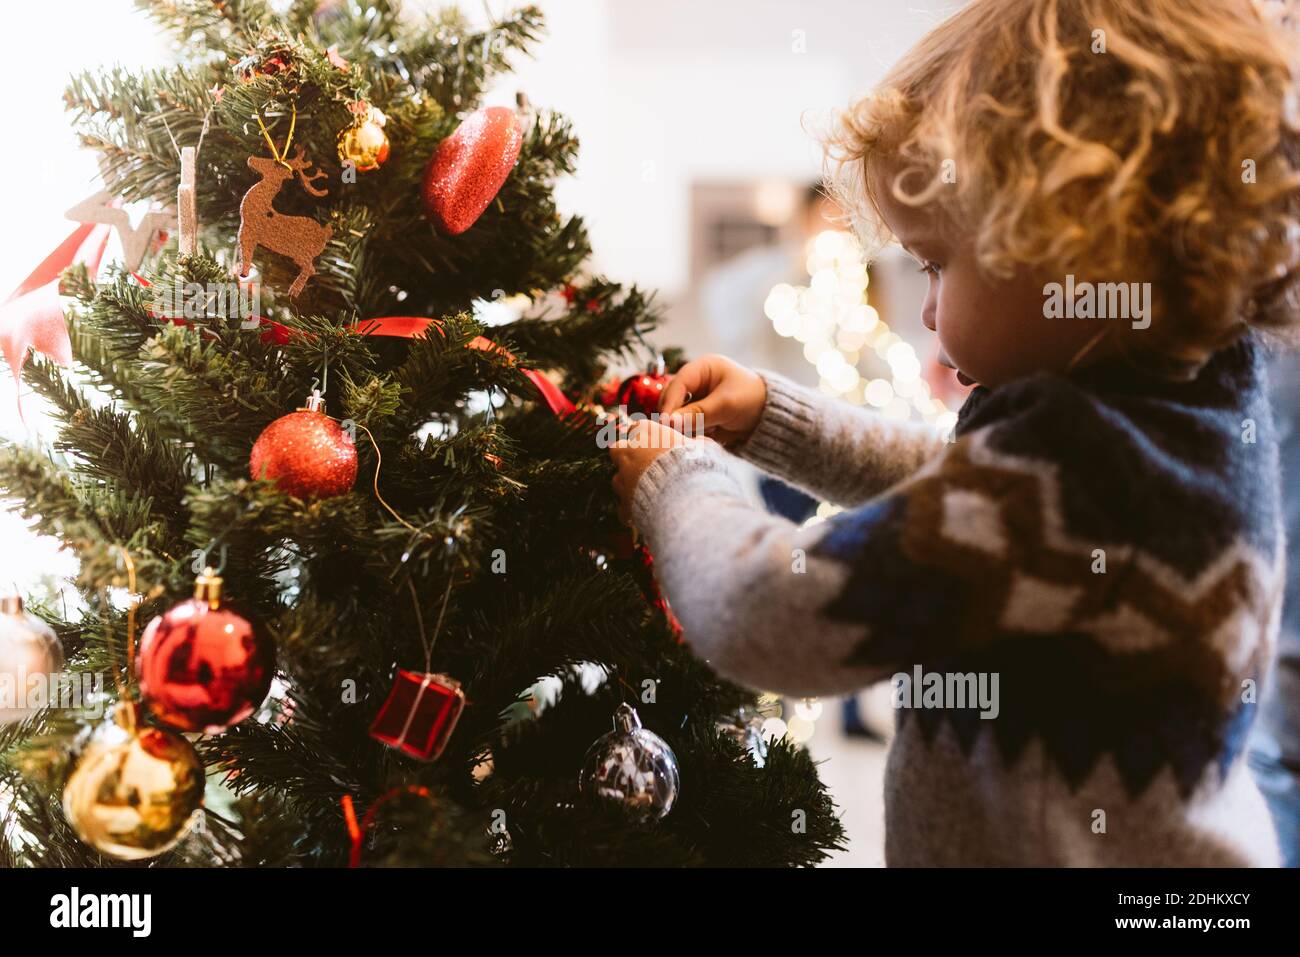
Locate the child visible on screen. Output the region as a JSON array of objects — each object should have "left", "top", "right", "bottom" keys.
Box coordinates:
[{"left": 611, "top": 0, "right": 1300, "bottom": 866}]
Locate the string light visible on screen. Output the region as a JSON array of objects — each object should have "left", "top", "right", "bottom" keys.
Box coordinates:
[{"left": 764, "top": 229, "right": 958, "bottom": 437}]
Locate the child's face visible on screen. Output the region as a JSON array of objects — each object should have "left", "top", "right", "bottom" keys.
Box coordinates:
[{"left": 872, "top": 175, "right": 1105, "bottom": 389}]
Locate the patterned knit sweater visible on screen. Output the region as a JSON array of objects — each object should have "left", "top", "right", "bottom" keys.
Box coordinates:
[{"left": 631, "top": 338, "right": 1285, "bottom": 866}]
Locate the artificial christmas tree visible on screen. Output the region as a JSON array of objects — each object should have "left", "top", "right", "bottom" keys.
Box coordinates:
[{"left": 0, "top": 0, "right": 844, "bottom": 867}]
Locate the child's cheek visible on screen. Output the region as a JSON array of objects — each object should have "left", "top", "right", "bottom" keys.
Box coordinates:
[
  {"left": 937, "top": 266, "right": 1057, "bottom": 389},
  {"left": 933, "top": 269, "right": 998, "bottom": 384}
]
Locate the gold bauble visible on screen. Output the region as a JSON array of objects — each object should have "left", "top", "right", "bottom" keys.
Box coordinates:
[
  {"left": 63, "top": 702, "right": 204, "bottom": 861},
  {"left": 337, "top": 106, "right": 390, "bottom": 172}
]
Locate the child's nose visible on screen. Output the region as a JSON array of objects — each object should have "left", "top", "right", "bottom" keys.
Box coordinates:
[{"left": 921, "top": 288, "right": 938, "bottom": 331}]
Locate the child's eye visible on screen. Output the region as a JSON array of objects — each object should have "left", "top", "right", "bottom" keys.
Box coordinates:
[{"left": 918, "top": 261, "right": 942, "bottom": 277}]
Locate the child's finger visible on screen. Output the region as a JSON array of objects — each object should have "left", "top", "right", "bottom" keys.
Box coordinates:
[
  {"left": 667, "top": 401, "right": 710, "bottom": 435},
  {"left": 660, "top": 361, "right": 713, "bottom": 415},
  {"left": 668, "top": 392, "right": 731, "bottom": 435},
  {"left": 611, "top": 473, "right": 634, "bottom": 524},
  {"left": 658, "top": 377, "right": 692, "bottom": 416}
]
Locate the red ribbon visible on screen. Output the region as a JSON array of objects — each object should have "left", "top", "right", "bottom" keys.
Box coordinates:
[
  {"left": 350, "top": 315, "right": 576, "bottom": 417},
  {"left": 1, "top": 223, "right": 111, "bottom": 416},
  {"left": 6, "top": 224, "right": 577, "bottom": 427},
  {"left": 9, "top": 222, "right": 99, "bottom": 300},
  {"left": 605, "top": 529, "right": 684, "bottom": 640},
  {"left": 341, "top": 785, "right": 434, "bottom": 867},
  {"left": 126, "top": 276, "right": 576, "bottom": 418}
]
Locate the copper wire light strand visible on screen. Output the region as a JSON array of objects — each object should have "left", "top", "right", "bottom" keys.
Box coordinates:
[
  {"left": 101, "top": 546, "right": 141, "bottom": 723},
  {"left": 350, "top": 419, "right": 426, "bottom": 538},
  {"left": 119, "top": 547, "right": 138, "bottom": 680}
]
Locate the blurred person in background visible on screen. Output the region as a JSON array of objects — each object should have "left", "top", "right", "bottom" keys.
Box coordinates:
[
  {"left": 697, "top": 183, "right": 841, "bottom": 385},
  {"left": 1251, "top": 351, "right": 1300, "bottom": 866}
]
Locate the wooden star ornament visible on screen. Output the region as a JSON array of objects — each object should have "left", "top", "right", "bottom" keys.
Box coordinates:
[{"left": 64, "top": 190, "right": 176, "bottom": 272}]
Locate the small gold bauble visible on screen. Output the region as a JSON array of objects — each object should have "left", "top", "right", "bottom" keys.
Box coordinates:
[
  {"left": 337, "top": 106, "right": 390, "bottom": 172},
  {"left": 63, "top": 702, "right": 204, "bottom": 861}
]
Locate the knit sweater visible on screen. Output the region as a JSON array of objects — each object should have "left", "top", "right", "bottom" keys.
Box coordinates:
[{"left": 631, "top": 338, "right": 1285, "bottom": 866}]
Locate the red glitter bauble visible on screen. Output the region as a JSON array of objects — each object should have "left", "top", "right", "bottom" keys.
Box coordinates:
[
  {"left": 250, "top": 408, "right": 357, "bottom": 500},
  {"left": 617, "top": 371, "right": 672, "bottom": 417},
  {"left": 422, "top": 106, "right": 523, "bottom": 235},
  {"left": 138, "top": 574, "right": 275, "bottom": 733}
]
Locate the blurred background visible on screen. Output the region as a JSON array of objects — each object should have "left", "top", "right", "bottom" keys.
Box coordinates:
[{"left": 0, "top": 0, "right": 973, "bottom": 866}]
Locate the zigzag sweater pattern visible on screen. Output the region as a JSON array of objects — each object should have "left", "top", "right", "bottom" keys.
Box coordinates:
[{"left": 631, "top": 338, "right": 1284, "bottom": 866}]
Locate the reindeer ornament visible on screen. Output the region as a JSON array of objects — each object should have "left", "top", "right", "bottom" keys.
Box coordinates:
[{"left": 237, "top": 143, "right": 332, "bottom": 298}]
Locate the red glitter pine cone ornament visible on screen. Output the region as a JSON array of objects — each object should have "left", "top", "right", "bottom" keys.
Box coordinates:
[
  {"left": 138, "top": 568, "right": 276, "bottom": 733},
  {"left": 422, "top": 106, "right": 523, "bottom": 235},
  {"left": 250, "top": 391, "right": 358, "bottom": 499}
]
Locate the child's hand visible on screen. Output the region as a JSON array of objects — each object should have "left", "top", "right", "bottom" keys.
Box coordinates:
[
  {"left": 659, "top": 354, "right": 767, "bottom": 446},
  {"left": 610, "top": 418, "right": 703, "bottom": 524}
]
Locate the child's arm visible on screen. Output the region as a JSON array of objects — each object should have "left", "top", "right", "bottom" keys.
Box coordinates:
[
  {"left": 733, "top": 370, "right": 948, "bottom": 506},
  {"left": 630, "top": 438, "right": 889, "bottom": 697},
  {"left": 625, "top": 373, "right": 1121, "bottom": 698}
]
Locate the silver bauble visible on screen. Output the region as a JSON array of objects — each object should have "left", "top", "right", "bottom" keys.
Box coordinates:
[
  {"left": 579, "top": 703, "right": 680, "bottom": 822},
  {"left": 0, "top": 596, "right": 65, "bottom": 725},
  {"left": 716, "top": 705, "right": 769, "bottom": 768}
]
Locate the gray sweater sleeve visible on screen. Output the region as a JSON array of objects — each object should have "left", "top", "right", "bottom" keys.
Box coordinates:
[
  {"left": 628, "top": 381, "right": 1088, "bottom": 697},
  {"left": 631, "top": 441, "right": 892, "bottom": 697},
  {"left": 733, "top": 371, "right": 947, "bottom": 505}
]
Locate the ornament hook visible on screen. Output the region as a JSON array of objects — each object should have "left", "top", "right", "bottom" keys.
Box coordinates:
[
  {"left": 193, "top": 541, "right": 229, "bottom": 576},
  {"left": 254, "top": 103, "right": 297, "bottom": 169}
]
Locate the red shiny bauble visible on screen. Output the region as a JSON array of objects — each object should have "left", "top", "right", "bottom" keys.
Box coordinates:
[
  {"left": 138, "top": 583, "right": 275, "bottom": 733},
  {"left": 422, "top": 106, "right": 523, "bottom": 235},
  {"left": 250, "top": 407, "right": 358, "bottom": 500},
  {"left": 617, "top": 370, "right": 672, "bottom": 417}
]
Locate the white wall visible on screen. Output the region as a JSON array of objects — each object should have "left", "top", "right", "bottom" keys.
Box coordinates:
[
  {"left": 0, "top": 0, "right": 171, "bottom": 592},
  {"left": 503, "top": 0, "right": 960, "bottom": 295}
]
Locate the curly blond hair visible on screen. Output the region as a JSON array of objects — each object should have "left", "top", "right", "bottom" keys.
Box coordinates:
[{"left": 824, "top": 0, "right": 1300, "bottom": 372}]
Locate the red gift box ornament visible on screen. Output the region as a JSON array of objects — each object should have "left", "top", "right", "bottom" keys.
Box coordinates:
[{"left": 369, "top": 669, "right": 466, "bottom": 761}]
